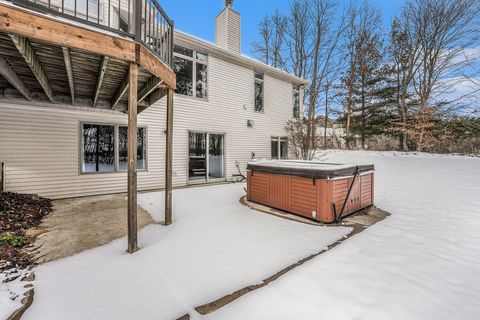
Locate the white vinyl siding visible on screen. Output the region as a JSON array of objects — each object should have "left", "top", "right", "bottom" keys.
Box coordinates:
[
  {"left": 0, "top": 55, "right": 295, "bottom": 199},
  {"left": 215, "top": 8, "right": 241, "bottom": 54},
  {"left": 0, "top": 103, "right": 164, "bottom": 199}
]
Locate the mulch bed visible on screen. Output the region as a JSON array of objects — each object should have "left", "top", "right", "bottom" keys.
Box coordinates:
[{"left": 0, "top": 192, "right": 53, "bottom": 268}]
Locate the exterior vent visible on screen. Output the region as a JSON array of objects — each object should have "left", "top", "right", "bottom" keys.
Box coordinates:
[{"left": 247, "top": 120, "right": 254, "bottom": 128}]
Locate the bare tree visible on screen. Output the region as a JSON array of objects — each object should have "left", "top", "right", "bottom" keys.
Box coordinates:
[
  {"left": 342, "top": 4, "right": 359, "bottom": 149},
  {"left": 307, "top": 0, "right": 348, "bottom": 152},
  {"left": 271, "top": 10, "right": 288, "bottom": 69},
  {"left": 341, "top": 2, "right": 381, "bottom": 149},
  {"left": 252, "top": 16, "right": 272, "bottom": 65},
  {"left": 286, "top": 0, "right": 312, "bottom": 81},
  {"left": 408, "top": 0, "right": 480, "bottom": 151},
  {"left": 389, "top": 13, "right": 422, "bottom": 151},
  {"left": 263, "top": 0, "right": 347, "bottom": 159},
  {"left": 252, "top": 10, "right": 288, "bottom": 69}
]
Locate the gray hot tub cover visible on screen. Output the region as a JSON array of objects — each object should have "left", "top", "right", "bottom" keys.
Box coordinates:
[{"left": 246, "top": 160, "right": 374, "bottom": 179}]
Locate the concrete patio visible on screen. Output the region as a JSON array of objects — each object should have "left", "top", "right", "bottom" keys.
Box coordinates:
[{"left": 31, "top": 194, "right": 155, "bottom": 263}]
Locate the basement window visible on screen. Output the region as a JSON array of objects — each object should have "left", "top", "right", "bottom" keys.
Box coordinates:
[
  {"left": 82, "top": 124, "right": 115, "bottom": 173},
  {"left": 173, "top": 45, "right": 208, "bottom": 99},
  {"left": 81, "top": 124, "right": 147, "bottom": 174},
  {"left": 118, "top": 127, "right": 147, "bottom": 171}
]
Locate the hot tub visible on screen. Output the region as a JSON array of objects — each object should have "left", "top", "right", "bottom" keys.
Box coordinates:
[{"left": 246, "top": 161, "right": 374, "bottom": 223}]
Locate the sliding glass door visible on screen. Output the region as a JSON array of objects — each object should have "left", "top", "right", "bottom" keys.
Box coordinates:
[
  {"left": 188, "top": 132, "right": 207, "bottom": 181},
  {"left": 188, "top": 131, "right": 225, "bottom": 182},
  {"left": 209, "top": 134, "right": 224, "bottom": 179}
]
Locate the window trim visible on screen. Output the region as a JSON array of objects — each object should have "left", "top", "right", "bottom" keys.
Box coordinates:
[
  {"left": 254, "top": 71, "right": 265, "bottom": 113},
  {"left": 173, "top": 45, "right": 209, "bottom": 101},
  {"left": 79, "top": 121, "right": 148, "bottom": 175}
]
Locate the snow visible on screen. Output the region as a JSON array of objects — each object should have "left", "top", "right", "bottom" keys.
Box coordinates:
[
  {"left": 0, "top": 268, "right": 31, "bottom": 319},
  {"left": 5, "top": 151, "right": 480, "bottom": 320},
  {"left": 248, "top": 159, "right": 373, "bottom": 172},
  {"left": 16, "top": 183, "right": 350, "bottom": 320},
  {"left": 204, "top": 151, "right": 480, "bottom": 320}
]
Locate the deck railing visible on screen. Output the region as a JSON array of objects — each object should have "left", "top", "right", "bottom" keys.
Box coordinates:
[{"left": 12, "top": 0, "right": 174, "bottom": 67}]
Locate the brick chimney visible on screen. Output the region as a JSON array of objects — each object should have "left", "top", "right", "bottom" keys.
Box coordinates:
[{"left": 215, "top": 0, "right": 241, "bottom": 54}]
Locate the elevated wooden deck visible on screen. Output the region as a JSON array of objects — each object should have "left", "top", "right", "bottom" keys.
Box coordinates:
[
  {"left": 0, "top": 0, "right": 176, "bottom": 253},
  {"left": 0, "top": 0, "right": 175, "bottom": 111}
]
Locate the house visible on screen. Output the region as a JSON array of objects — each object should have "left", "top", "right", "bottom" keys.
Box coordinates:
[
  {"left": 0, "top": 0, "right": 307, "bottom": 201},
  {"left": 317, "top": 117, "right": 347, "bottom": 148}
]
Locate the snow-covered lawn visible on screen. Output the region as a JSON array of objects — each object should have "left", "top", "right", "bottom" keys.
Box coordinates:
[
  {"left": 205, "top": 151, "right": 480, "bottom": 320},
  {"left": 17, "top": 183, "right": 350, "bottom": 320},
  {"left": 5, "top": 151, "right": 479, "bottom": 320}
]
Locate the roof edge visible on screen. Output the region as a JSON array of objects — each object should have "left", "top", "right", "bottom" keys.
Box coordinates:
[{"left": 174, "top": 30, "right": 309, "bottom": 86}]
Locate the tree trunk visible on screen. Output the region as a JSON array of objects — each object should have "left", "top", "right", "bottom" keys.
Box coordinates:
[
  {"left": 417, "top": 127, "right": 424, "bottom": 152},
  {"left": 361, "top": 110, "right": 365, "bottom": 149},
  {"left": 346, "top": 110, "right": 351, "bottom": 150},
  {"left": 400, "top": 107, "right": 408, "bottom": 151},
  {"left": 323, "top": 87, "right": 328, "bottom": 149},
  {"left": 361, "top": 80, "right": 366, "bottom": 150}
]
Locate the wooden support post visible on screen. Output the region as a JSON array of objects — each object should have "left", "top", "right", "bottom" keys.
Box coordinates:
[
  {"left": 93, "top": 56, "right": 109, "bottom": 107},
  {"left": 0, "top": 57, "right": 31, "bottom": 101},
  {"left": 164, "top": 87, "right": 174, "bottom": 225},
  {"left": 127, "top": 62, "right": 138, "bottom": 254},
  {"left": 62, "top": 47, "right": 75, "bottom": 105}
]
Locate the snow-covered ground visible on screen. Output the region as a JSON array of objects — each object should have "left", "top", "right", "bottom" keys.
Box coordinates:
[
  {"left": 4, "top": 151, "right": 480, "bottom": 320},
  {"left": 15, "top": 183, "right": 350, "bottom": 320},
  {"left": 205, "top": 151, "right": 480, "bottom": 320},
  {"left": 0, "top": 268, "right": 31, "bottom": 319}
]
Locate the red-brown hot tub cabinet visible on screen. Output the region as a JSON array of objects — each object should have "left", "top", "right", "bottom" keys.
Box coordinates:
[{"left": 247, "top": 161, "right": 375, "bottom": 223}]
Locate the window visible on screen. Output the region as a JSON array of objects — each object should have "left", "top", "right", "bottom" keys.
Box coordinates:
[
  {"left": 81, "top": 124, "right": 147, "bottom": 173},
  {"left": 174, "top": 45, "right": 193, "bottom": 57},
  {"left": 293, "top": 86, "right": 301, "bottom": 118},
  {"left": 271, "top": 138, "right": 279, "bottom": 160},
  {"left": 196, "top": 63, "right": 208, "bottom": 99},
  {"left": 254, "top": 72, "right": 264, "bottom": 112},
  {"left": 119, "top": 127, "right": 147, "bottom": 171},
  {"left": 280, "top": 138, "right": 288, "bottom": 159},
  {"left": 271, "top": 137, "right": 288, "bottom": 160},
  {"left": 173, "top": 45, "right": 208, "bottom": 99},
  {"left": 173, "top": 56, "right": 193, "bottom": 96},
  {"left": 82, "top": 124, "right": 115, "bottom": 173}
]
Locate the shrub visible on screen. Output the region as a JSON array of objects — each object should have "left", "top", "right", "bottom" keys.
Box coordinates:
[{"left": 0, "top": 232, "right": 29, "bottom": 247}]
